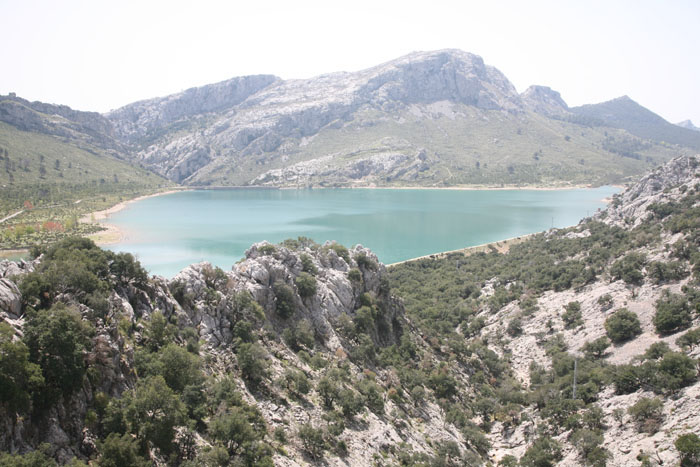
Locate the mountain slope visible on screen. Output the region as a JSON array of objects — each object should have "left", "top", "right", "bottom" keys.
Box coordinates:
[
  {"left": 105, "top": 50, "right": 687, "bottom": 187},
  {"left": 571, "top": 96, "right": 700, "bottom": 151},
  {"left": 0, "top": 156, "right": 699, "bottom": 466}
]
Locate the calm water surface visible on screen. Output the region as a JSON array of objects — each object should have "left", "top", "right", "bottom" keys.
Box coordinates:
[{"left": 106, "top": 187, "right": 618, "bottom": 277}]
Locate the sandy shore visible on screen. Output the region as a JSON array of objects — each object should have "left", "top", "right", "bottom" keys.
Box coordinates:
[
  {"left": 387, "top": 233, "right": 535, "bottom": 267},
  {"left": 82, "top": 189, "right": 186, "bottom": 245}
]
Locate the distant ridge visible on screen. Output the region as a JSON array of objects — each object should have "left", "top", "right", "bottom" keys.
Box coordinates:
[{"left": 571, "top": 96, "right": 700, "bottom": 150}]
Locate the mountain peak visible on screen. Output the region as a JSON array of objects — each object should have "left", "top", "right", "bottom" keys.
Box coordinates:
[
  {"left": 677, "top": 119, "right": 700, "bottom": 131},
  {"left": 520, "top": 85, "right": 569, "bottom": 116}
]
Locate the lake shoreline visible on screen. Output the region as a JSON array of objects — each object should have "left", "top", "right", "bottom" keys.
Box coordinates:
[
  {"left": 82, "top": 188, "right": 187, "bottom": 245},
  {"left": 85, "top": 183, "right": 622, "bottom": 251}
]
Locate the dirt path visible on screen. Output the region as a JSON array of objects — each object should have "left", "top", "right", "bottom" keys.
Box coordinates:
[{"left": 0, "top": 210, "right": 25, "bottom": 224}]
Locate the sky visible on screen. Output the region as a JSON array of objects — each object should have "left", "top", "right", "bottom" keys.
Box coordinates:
[{"left": 1, "top": 0, "right": 698, "bottom": 124}]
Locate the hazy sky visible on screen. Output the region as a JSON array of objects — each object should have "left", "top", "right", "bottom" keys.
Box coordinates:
[{"left": 1, "top": 0, "right": 698, "bottom": 124}]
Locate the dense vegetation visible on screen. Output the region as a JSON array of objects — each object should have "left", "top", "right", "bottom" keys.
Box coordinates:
[{"left": 1, "top": 159, "right": 699, "bottom": 465}]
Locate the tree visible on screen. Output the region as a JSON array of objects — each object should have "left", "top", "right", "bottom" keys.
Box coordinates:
[
  {"left": 562, "top": 301, "right": 582, "bottom": 329},
  {"left": 653, "top": 291, "right": 692, "bottom": 335},
  {"left": 628, "top": 397, "right": 663, "bottom": 433},
  {"left": 675, "top": 433, "right": 700, "bottom": 467},
  {"left": 237, "top": 343, "right": 268, "bottom": 387},
  {"left": 582, "top": 337, "right": 610, "bottom": 360},
  {"left": 676, "top": 327, "right": 700, "bottom": 351},
  {"left": 610, "top": 252, "right": 646, "bottom": 285},
  {"left": 605, "top": 308, "right": 642, "bottom": 343},
  {"left": 23, "top": 304, "right": 93, "bottom": 407},
  {"left": 519, "top": 436, "right": 562, "bottom": 467},
  {"left": 209, "top": 407, "right": 258, "bottom": 455},
  {"left": 121, "top": 376, "right": 187, "bottom": 454},
  {"left": 97, "top": 433, "right": 150, "bottom": 467},
  {"left": 298, "top": 423, "right": 325, "bottom": 460},
  {"left": 0, "top": 323, "right": 43, "bottom": 413},
  {"left": 155, "top": 344, "right": 203, "bottom": 393},
  {"left": 273, "top": 281, "right": 296, "bottom": 318},
  {"left": 295, "top": 272, "right": 317, "bottom": 298}
]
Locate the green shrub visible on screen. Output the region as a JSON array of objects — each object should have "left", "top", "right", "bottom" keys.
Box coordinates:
[
  {"left": 0, "top": 323, "right": 43, "bottom": 413},
  {"left": 628, "top": 397, "right": 663, "bottom": 433},
  {"left": 675, "top": 433, "right": 700, "bottom": 467},
  {"left": 676, "top": 327, "right": 700, "bottom": 351},
  {"left": 347, "top": 268, "right": 362, "bottom": 283},
  {"left": 237, "top": 343, "right": 268, "bottom": 387},
  {"left": 299, "top": 254, "right": 317, "bottom": 275},
  {"left": 328, "top": 243, "right": 350, "bottom": 263},
  {"left": 273, "top": 281, "right": 296, "bottom": 318},
  {"left": 610, "top": 252, "right": 646, "bottom": 285},
  {"left": 653, "top": 290, "right": 692, "bottom": 335},
  {"left": 355, "top": 252, "right": 377, "bottom": 271},
  {"left": 520, "top": 436, "right": 562, "bottom": 467},
  {"left": 647, "top": 260, "right": 687, "bottom": 284},
  {"left": 582, "top": 337, "right": 610, "bottom": 360},
  {"left": 604, "top": 308, "right": 642, "bottom": 343},
  {"left": 298, "top": 423, "right": 325, "bottom": 460},
  {"left": 562, "top": 301, "right": 583, "bottom": 329},
  {"left": 295, "top": 272, "right": 317, "bottom": 298},
  {"left": 506, "top": 317, "right": 523, "bottom": 337},
  {"left": 98, "top": 433, "right": 150, "bottom": 467},
  {"left": 24, "top": 304, "right": 94, "bottom": 407}
]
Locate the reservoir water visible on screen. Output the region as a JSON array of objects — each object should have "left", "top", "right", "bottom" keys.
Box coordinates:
[{"left": 106, "top": 187, "right": 618, "bottom": 277}]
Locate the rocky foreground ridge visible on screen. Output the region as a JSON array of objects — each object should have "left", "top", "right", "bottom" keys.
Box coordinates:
[{"left": 1, "top": 155, "right": 700, "bottom": 466}]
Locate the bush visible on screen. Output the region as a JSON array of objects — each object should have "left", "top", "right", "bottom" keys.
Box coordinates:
[
  {"left": 0, "top": 323, "right": 43, "bottom": 413},
  {"left": 604, "top": 308, "right": 642, "bottom": 343},
  {"left": 98, "top": 433, "right": 150, "bottom": 467},
  {"left": 273, "top": 281, "right": 296, "bottom": 318},
  {"left": 610, "top": 252, "right": 646, "bottom": 285},
  {"left": 562, "top": 301, "right": 582, "bottom": 329},
  {"left": 506, "top": 317, "right": 523, "bottom": 337},
  {"left": 298, "top": 423, "right": 325, "bottom": 459},
  {"left": 582, "top": 337, "right": 610, "bottom": 360},
  {"left": 656, "top": 352, "right": 697, "bottom": 391},
  {"left": 299, "top": 254, "right": 317, "bottom": 275},
  {"left": 23, "top": 304, "right": 94, "bottom": 407},
  {"left": 328, "top": 243, "right": 350, "bottom": 263},
  {"left": 653, "top": 290, "right": 692, "bottom": 335},
  {"left": 117, "top": 375, "right": 187, "bottom": 454},
  {"left": 237, "top": 343, "right": 268, "bottom": 387},
  {"left": 677, "top": 328, "right": 700, "bottom": 351},
  {"left": 295, "top": 272, "right": 317, "bottom": 298},
  {"left": 520, "top": 436, "right": 562, "bottom": 467},
  {"left": 628, "top": 397, "right": 663, "bottom": 433},
  {"left": 347, "top": 268, "right": 362, "bottom": 283},
  {"left": 647, "top": 260, "right": 687, "bottom": 284},
  {"left": 675, "top": 433, "right": 700, "bottom": 467}
]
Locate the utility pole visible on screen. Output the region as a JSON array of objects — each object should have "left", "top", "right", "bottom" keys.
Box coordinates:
[{"left": 572, "top": 358, "right": 578, "bottom": 399}]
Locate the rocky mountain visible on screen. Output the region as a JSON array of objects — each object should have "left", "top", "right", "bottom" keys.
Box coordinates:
[
  {"left": 520, "top": 85, "right": 569, "bottom": 117},
  {"left": 2, "top": 50, "right": 696, "bottom": 189},
  {"left": 677, "top": 119, "right": 700, "bottom": 132},
  {"left": 101, "top": 50, "right": 688, "bottom": 187},
  {"left": 1, "top": 156, "right": 700, "bottom": 466},
  {"left": 571, "top": 96, "right": 700, "bottom": 151}
]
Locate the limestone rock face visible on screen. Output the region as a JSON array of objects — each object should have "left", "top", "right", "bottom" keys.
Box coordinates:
[
  {"left": 105, "top": 49, "right": 526, "bottom": 183},
  {"left": 520, "top": 85, "right": 569, "bottom": 116},
  {"left": 600, "top": 154, "right": 700, "bottom": 228},
  {"left": 170, "top": 241, "right": 402, "bottom": 350}
]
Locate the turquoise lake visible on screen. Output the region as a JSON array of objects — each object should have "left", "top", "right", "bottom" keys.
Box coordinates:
[{"left": 106, "top": 187, "right": 618, "bottom": 277}]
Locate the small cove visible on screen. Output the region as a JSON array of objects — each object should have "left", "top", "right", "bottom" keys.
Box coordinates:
[{"left": 105, "top": 187, "right": 619, "bottom": 277}]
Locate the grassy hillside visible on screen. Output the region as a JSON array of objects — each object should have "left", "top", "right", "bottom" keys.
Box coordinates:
[{"left": 0, "top": 121, "right": 173, "bottom": 249}]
